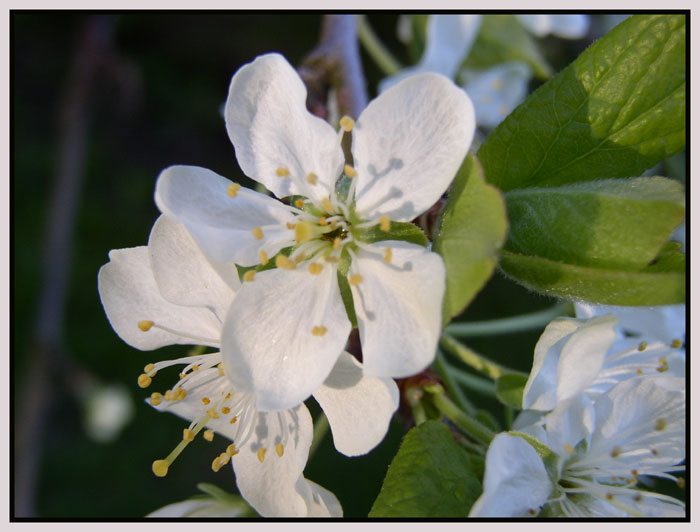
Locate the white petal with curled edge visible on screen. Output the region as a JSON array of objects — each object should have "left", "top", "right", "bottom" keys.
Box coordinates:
[
  {"left": 313, "top": 352, "right": 399, "bottom": 457},
  {"left": 295, "top": 477, "right": 343, "bottom": 517},
  {"left": 224, "top": 53, "right": 344, "bottom": 203},
  {"left": 353, "top": 73, "right": 475, "bottom": 222},
  {"left": 231, "top": 403, "right": 314, "bottom": 517},
  {"left": 155, "top": 165, "right": 296, "bottom": 266},
  {"left": 148, "top": 215, "right": 238, "bottom": 322},
  {"left": 379, "top": 14, "right": 482, "bottom": 92},
  {"left": 469, "top": 433, "right": 552, "bottom": 517},
  {"left": 98, "top": 247, "right": 221, "bottom": 350},
  {"left": 350, "top": 241, "right": 444, "bottom": 378},
  {"left": 221, "top": 265, "right": 351, "bottom": 412}
]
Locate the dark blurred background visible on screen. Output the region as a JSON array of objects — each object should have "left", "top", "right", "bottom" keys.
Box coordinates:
[{"left": 12, "top": 12, "right": 650, "bottom": 518}]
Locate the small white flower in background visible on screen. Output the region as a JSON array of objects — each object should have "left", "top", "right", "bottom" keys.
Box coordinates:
[
  {"left": 380, "top": 14, "right": 531, "bottom": 129},
  {"left": 155, "top": 53, "right": 474, "bottom": 412},
  {"left": 470, "top": 376, "right": 685, "bottom": 517},
  {"left": 83, "top": 383, "right": 134, "bottom": 443},
  {"left": 98, "top": 215, "right": 399, "bottom": 517},
  {"left": 148, "top": 493, "right": 250, "bottom": 518},
  {"left": 516, "top": 14, "right": 590, "bottom": 39}
]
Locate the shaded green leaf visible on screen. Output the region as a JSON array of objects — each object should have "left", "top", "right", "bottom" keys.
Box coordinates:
[
  {"left": 369, "top": 420, "right": 482, "bottom": 517},
  {"left": 479, "top": 14, "right": 686, "bottom": 191},
  {"left": 505, "top": 177, "right": 685, "bottom": 269},
  {"left": 464, "top": 14, "right": 552, "bottom": 79},
  {"left": 434, "top": 154, "right": 508, "bottom": 326},
  {"left": 495, "top": 374, "right": 528, "bottom": 409},
  {"left": 354, "top": 220, "right": 428, "bottom": 247}
]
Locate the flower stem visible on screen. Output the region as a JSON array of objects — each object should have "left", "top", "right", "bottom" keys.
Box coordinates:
[
  {"left": 405, "top": 386, "right": 428, "bottom": 426},
  {"left": 426, "top": 385, "right": 495, "bottom": 445},
  {"left": 309, "top": 411, "right": 330, "bottom": 459},
  {"left": 445, "top": 302, "right": 571, "bottom": 338},
  {"left": 440, "top": 334, "right": 525, "bottom": 380},
  {"left": 432, "top": 349, "right": 476, "bottom": 415},
  {"left": 446, "top": 363, "right": 497, "bottom": 397},
  {"left": 356, "top": 15, "right": 403, "bottom": 76}
]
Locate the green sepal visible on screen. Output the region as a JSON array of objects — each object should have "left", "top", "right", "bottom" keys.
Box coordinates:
[
  {"left": 433, "top": 153, "right": 508, "bottom": 327},
  {"left": 353, "top": 220, "right": 428, "bottom": 247},
  {"left": 495, "top": 373, "right": 528, "bottom": 409},
  {"left": 336, "top": 247, "right": 358, "bottom": 328},
  {"left": 369, "top": 420, "right": 482, "bottom": 517}
]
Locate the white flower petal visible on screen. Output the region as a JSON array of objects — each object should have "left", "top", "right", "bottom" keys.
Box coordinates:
[
  {"left": 469, "top": 433, "right": 551, "bottom": 517},
  {"left": 149, "top": 215, "right": 238, "bottom": 322},
  {"left": 517, "top": 14, "right": 589, "bottom": 39},
  {"left": 231, "top": 403, "right": 314, "bottom": 517},
  {"left": 542, "top": 394, "right": 595, "bottom": 455},
  {"left": 98, "top": 246, "right": 221, "bottom": 350},
  {"left": 313, "top": 352, "right": 399, "bottom": 456},
  {"left": 379, "top": 15, "right": 482, "bottom": 92},
  {"left": 352, "top": 74, "right": 475, "bottom": 221},
  {"left": 462, "top": 61, "right": 532, "bottom": 128},
  {"left": 350, "top": 241, "right": 444, "bottom": 378},
  {"left": 155, "top": 165, "right": 296, "bottom": 266},
  {"left": 224, "top": 53, "right": 344, "bottom": 203},
  {"left": 221, "top": 265, "right": 351, "bottom": 411},
  {"left": 295, "top": 477, "right": 343, "bottom": 517},
  {"left": 147, "top": 499, "right": 246, "bottom": 518}
]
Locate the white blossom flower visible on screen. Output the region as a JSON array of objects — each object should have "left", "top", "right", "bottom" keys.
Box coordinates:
[
  {"left": 83, "top": 383, "right": 134, "bottom": 443},
  {"left": 379, "top": 14, "right": 531, "bottom": 128},
  {"left": 154, "top": 53, "right": 474, "bottom": 411},
  {"left": 516, "top": 14, "right": 590, "bottom": 39},
  {"left": 470, "top": 376, "right": 685, "bottom": 517},
  {"left": 98, "top": 214, "right": 399, "bottom": 517}
]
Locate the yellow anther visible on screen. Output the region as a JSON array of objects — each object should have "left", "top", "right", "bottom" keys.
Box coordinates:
[
  {"left": 655, "top": 418, "right": 667, "bottom": 431},
  {"left": 677, "top": 477, "right": 685, "bottom": 488},
  {"left": 339, "top": 115, "right": 355, "bottom": 132},
  {"left": 275, "top": 255, "right": 297, "bottom": 270},
  {"left": 164, "top": 389, "right": 176, "bottom": 401},
  {"left": 150, "top": 392, "right": 163, "bottom": 406},
  {"left": 193, "top": 365, "right": 199, "bottom": 371},
  {"left": 610, "top": 446, "right": 622, "bottom": 458},
  {"left": 225, "top": 393, "right": 231, "bottom": 399},
  {"left": 295, "top": 199, "right": 305, "bottom": 208},
  {"left": 329, "top": 220, "right": 338, "bottom": 230},
  {"left": 527, "top": 509, "right": 537, "bottom": 516},
  {"left": 217, "top": 363, "right": 225, "bottom": 376},
  {"left": 605, "top": 493, "right": 614, "bottom": 501},
  {"left": 252, "top": 226, "right": 264, "bottom": 240},
  {"left": 344, "top": 164, "right": 357, "bottom": 178},
  {"left": 243, "top": 270, "right": 256, "bottom": 282},
  {"left": 383, "top": 247, "right": 392, "bottom": 264},
  {"left": 306, "top": 172, "right": 318, "bottom": 185},
  {"left": 631, "top": 469, "right": 638, "bottom": 477},
  {"left": 295, "top": 221, "right": 313, "bottom": 244},
  {"left": 492, "top": 79, "right": 504, "bottom": 91},
  {"left": 204, "top": 429, "right": 214, "bottom": 442},
  {"left": 379, "top": 215, "right": 391, "bottom": 232},
  {"left": 221, "top": 407, "right": 230, "bottom": 415},
  {"left": 563, "top": 443, "right": 575, "bottom": 455},
  {"left": 152, "top": 459, "right": 169, "bottom": 477},
  {"left": 349, "top": 274, "right": 363, "bottom": 286},
  {"left": 144, "top": 363, "right": 155, "bottom": 373},
  {"left": 286, "top": 221, "right": 297, "bottom": 230},
  {"left": 202, "top": 397, "right": 211, "bottom": 405},
  {"left": 176, "top": 388, "right": 187, "bottom": 401},
  {"left": 656, "top": 357, "right": 669, "bottom": 373},
  {"left": 321, "top": 198, "right": 334, "bottom": 213},
  {"left": 671, "top": 338, "right": 683, "bottom": 349},
  {"left": 207, "top": 408, "right": 220, "bottom": 419},
  {"left": 638, "top": 341, "right": 648, "bottom": 351},
  {"left": 137, "top": 374, "right": 152, "bottom": 389},
  {"left": 294, "top": 252, "right": 307, "bottom": 264},
  {"left": 319, "top": 216, "right": 329, "bottom": 226},
  {"left": 636, "top": 369, "right": 643, "bottom": 375},
  {"left": 276, "top": 167, "right": 290, "bottom": 178},
  {"left": 259, "top": 250, "right": 269, "bottom": 266},
  {"left": 138, "top": 320, "right": 154, "bottom": 332},
  {"left": 276, "top": 443, "right": 284, "bottom": 457},
  {"left": 227, "top": 443, "right": 239, "bottom": 456},
  {"left": 227, "top": 183, "right": 241, "bottom": 198},
  {"left": 333, "top": 237, "right": 342, "bottom": 250},
  {"left": 257, "top": 447, "right": 267, "bottom": 463},
  {"left": 183, "top": 428, "right": 195, "bottom": 442},
  {"left": 211, "top": 456, "right": 223, "bottom": 472},
  {"left": 230, "top": 416, "right": 238, "bottom": 424},
  {"left": 651, "top": 448, "right": 659, "bottom": 456},
  {"left": 219, "top": 452, "right": 230, "bottom": 466},
  {"left": 325, "top": 256, "right": 340, "bottom": 263},
  {"left": 312, "top": 325, "right": 327, "bottom": 337},
  {"left": 308, "top": 263, "right": 323, "bottom": 275},
  {"left": 634, "top": 493, "right": 643, "bottom": 502}
]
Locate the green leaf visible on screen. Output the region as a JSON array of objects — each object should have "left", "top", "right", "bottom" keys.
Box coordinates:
[
  {"left": 499, "top": 247, "right": 685, "bottom": 305},
  {"left": 479, "top": 14, "right": 686, "bottom": 192},
  {"left": 464, "top": 14, "right": 552, "bottom": 79},
  {"left": 495, "top": 373, "right": 528, "bottom": 409},
  {"left": 433, "top": 154, "right": 508, "bottom": 326},
  {"left": 369, "top": 420, "right": 482, "bottom": 517},
  {"left": 353, "top": 220, "right": 428, "bottom": 247},
  {"left": 504, "top": 177, "right": 685, "bottom": 270}
]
